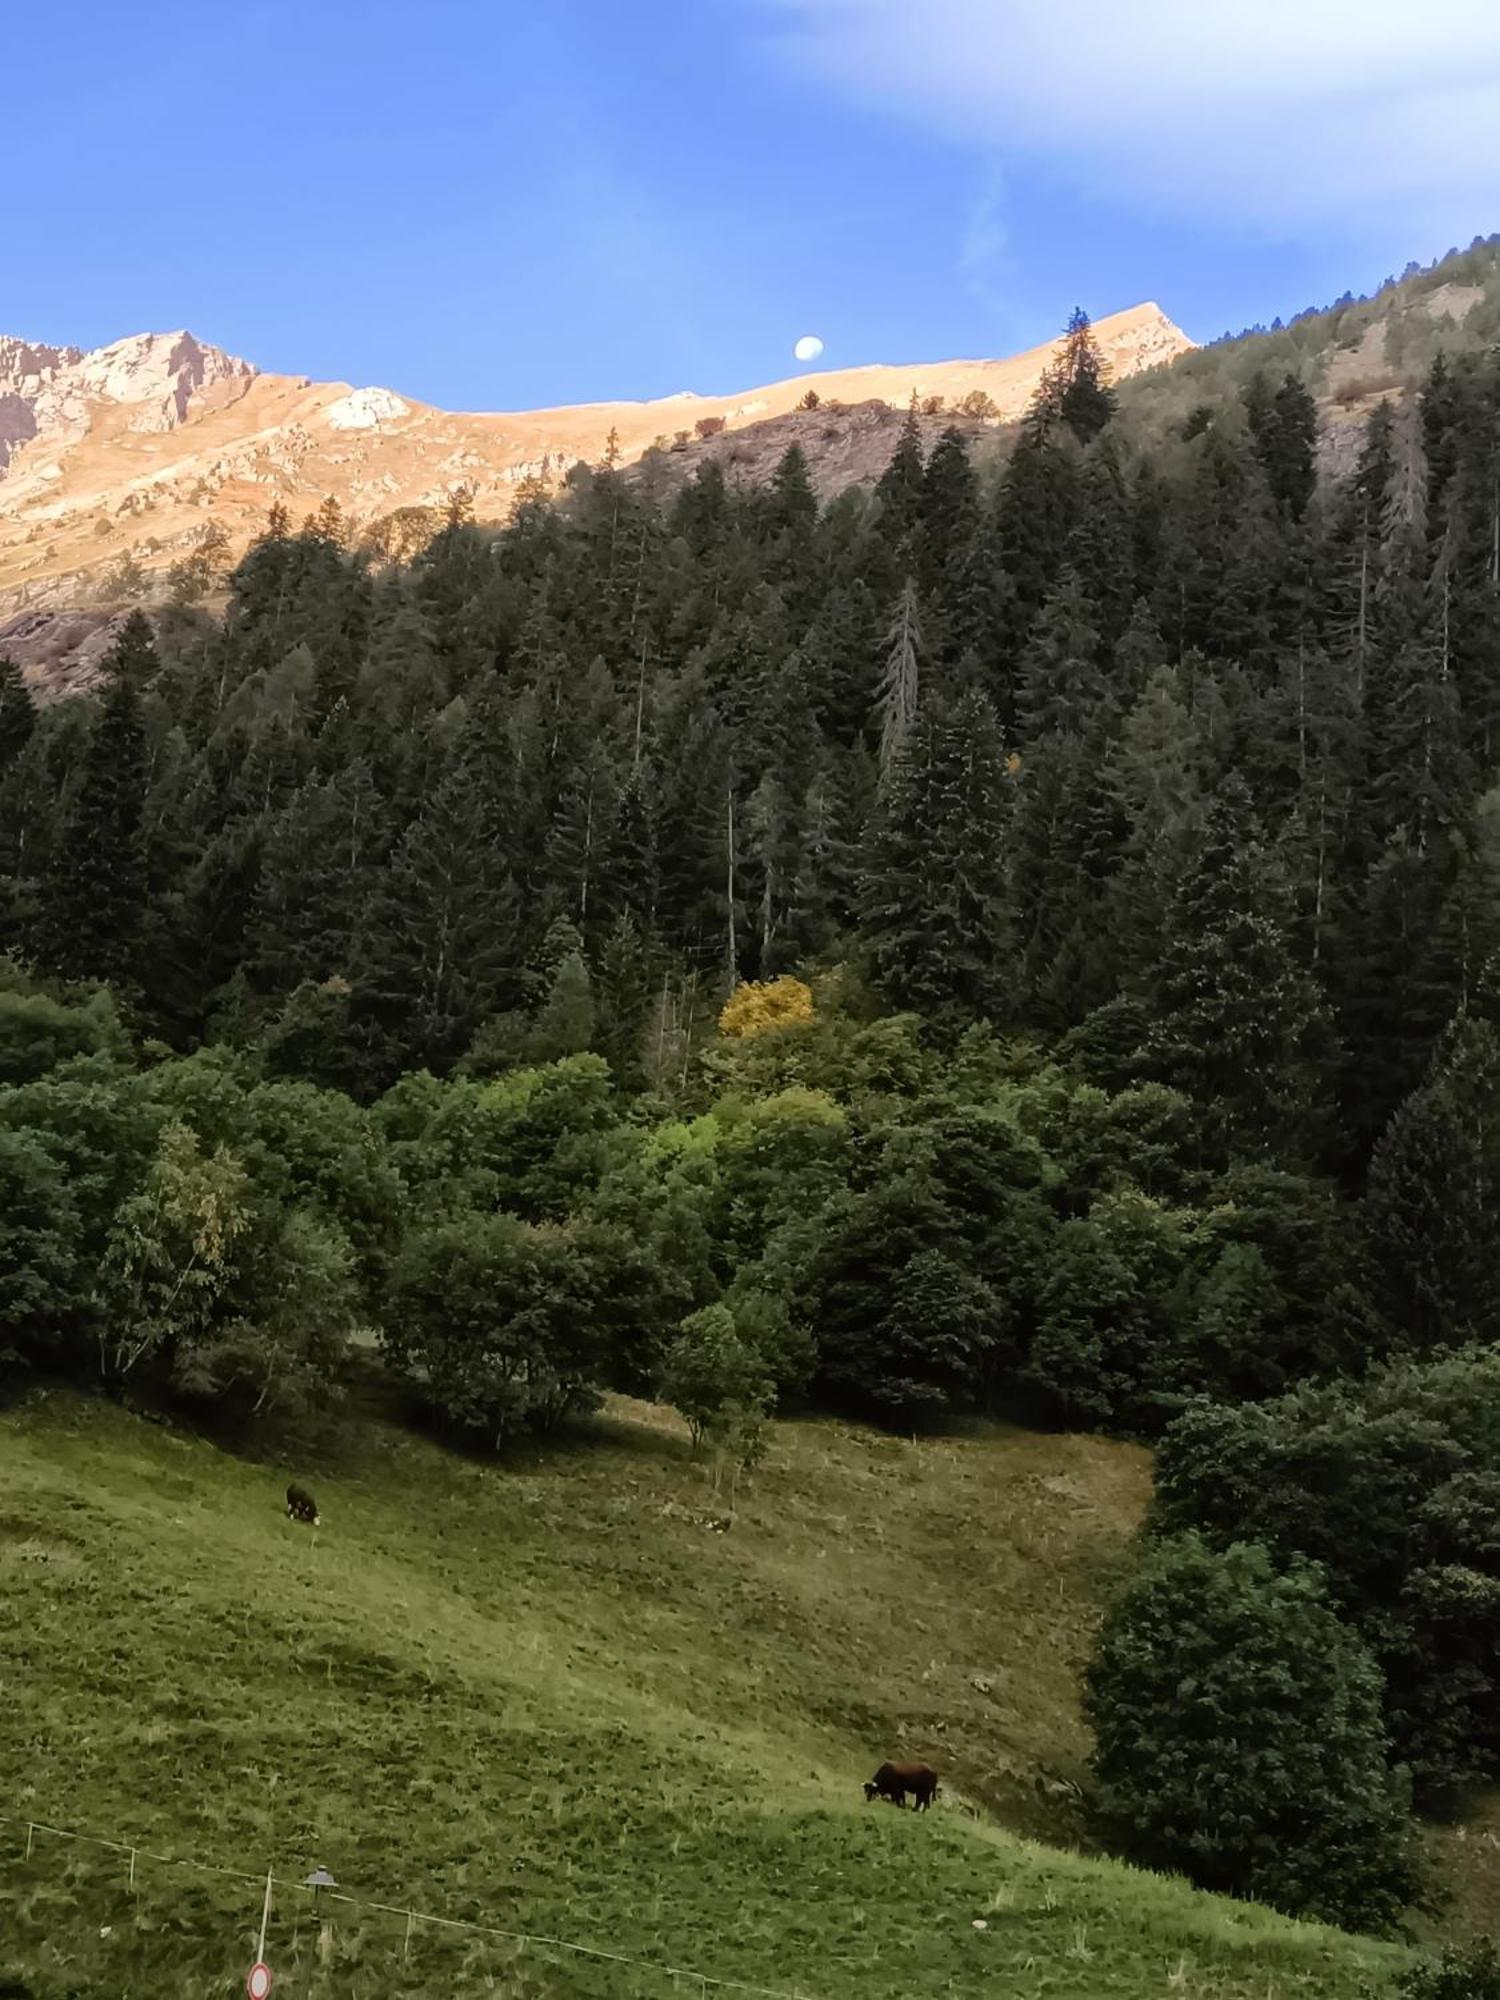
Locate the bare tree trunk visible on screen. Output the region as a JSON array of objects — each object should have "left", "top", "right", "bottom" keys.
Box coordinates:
[
  {"left": 633, "top": 641, "right": 648, "bottom": 769},
  {"left": 725, "top": 782, "right": 738, "bottom": 978}
]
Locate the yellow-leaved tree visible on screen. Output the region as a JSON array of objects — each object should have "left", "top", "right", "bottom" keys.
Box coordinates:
[{"left": 718, "top": 976, "right": 814, "bottom": 1039}]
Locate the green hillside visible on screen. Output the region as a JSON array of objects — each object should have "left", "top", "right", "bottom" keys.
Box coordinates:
[
  {"left": 0, "top": 1386, "right": 1401, "bottom": 1999},
  {"left": 1115, "top": 233, "right": 1500, "bottom": 445}
]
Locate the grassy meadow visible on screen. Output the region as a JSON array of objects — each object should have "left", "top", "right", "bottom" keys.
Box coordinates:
[{"left": 0, "top": 1381, "right": 1405, "bottom": 1998}]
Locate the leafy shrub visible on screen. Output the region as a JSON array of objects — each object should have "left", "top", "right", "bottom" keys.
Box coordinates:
[{"left": 1389, "top": 1940, "right": 1500, "bottom": 1999}]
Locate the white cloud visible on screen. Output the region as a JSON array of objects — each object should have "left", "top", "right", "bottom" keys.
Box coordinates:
[{"left": 751, "top": 1, "right": 1500, "bottom": 239}]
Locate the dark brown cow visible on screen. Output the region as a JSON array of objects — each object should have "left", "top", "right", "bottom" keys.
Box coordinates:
[
  {"left": 863, "top": 1761, "right": 939, "bottom": 1811},
  {"left": 286, "top": 1483, "right": 320, "bottom": 1527}
]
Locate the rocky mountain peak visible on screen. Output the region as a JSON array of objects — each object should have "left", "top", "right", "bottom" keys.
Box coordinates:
[
  {"left": 64, "top": 329, "right": 256, "bottom": 423},
  {"left": 0, "top": 329, "right": 256, "bottom": 476}
]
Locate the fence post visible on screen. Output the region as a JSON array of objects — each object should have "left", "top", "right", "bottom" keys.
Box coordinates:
[
  {"left": 256, "top": 1870, "right": 273, "bottom": 1964},
  {"left": 128, "top": 1848, "right": 137, "bottom": 1893},
  {"left": 24, "top": 1824, "right": 33, "bottom": 1861},
  {"left": 403, "top": 1910, "right": 414, "bottom": 1960}
]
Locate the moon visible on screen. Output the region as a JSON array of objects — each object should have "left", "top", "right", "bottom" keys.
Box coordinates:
[{"left": 794, "top": 335, "right": 824, "bottom": 363}]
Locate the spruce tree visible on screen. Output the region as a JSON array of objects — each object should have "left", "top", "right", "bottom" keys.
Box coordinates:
[
  {"left": 917, "top": 426, "right": 980, "bottom": 611},
  {"left": 1365, "top": 1079, "right": 1500, "bottom": 1350},
  {"left": 1016, "top": 568, "right": 1104, "bottom": 741},
  {"left": 874, "top": 398, "right": 926, "bottom": 557},
  {"left": 764, "top": 442, "right": 818, "bottom": 546},
  {"left": 1040, "top": 307, "right": 1117, "bottom": 443},
  {"left": 1146, "top": 778, "right": 1332, "bottom": 1157},
  {"left": 34, "top": 626, "right": 152, "bottom": 987},
  {"left": 992, "top": 410, "right": 1081, "bottom": 669},
  {"left": 1246, "top": 372, "right": 1318, "bottom": 520},
  {"left": 1064, "top": 436, "right": 1136, "bottom": 648},
  {"left": 595, "top": 912, "right": 652, "bottom": 1085},
  {"left": 528, "top": 949, "right": 596, "bottom": 1062},
  {"left": 862, "top": 688, "right": 1012, "bottom": 1017},
  {"left": 360, "top": 763, "right": 517, "bottom": 1075},
  {"left": 874, "top": 578, "right": 922, "bottom": 780},
  {"left": 0, "top": 656, "right": 35, "bottom": 769},
  {"left": 1102, "top": 666, "right": 1205, "bottom": 991}
]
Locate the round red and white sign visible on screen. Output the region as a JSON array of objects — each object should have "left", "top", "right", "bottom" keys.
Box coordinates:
[{"left": 246, "top": 1962, "right": 274, "bottom": 2000}]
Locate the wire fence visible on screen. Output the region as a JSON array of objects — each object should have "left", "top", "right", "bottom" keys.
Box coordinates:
[{"left": 0, "top": 1809, "right": 815, "bottom": 1999}]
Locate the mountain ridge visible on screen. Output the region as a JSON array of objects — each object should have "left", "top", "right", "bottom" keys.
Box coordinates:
[{"left": 0, "top": 304, "right": 1191, "bottom": 636}]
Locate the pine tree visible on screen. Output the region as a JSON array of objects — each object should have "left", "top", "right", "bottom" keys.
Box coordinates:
[
  {"left": 1363, "top": 529, "right": 1468, "bottom": 852},
  {"left": 764, "top": 442, "right": 818, "bottom": 546},
  {"left": 1319, "top": 401, "right": 1395, "bottom": 688},
  {"left": 548, "top": 746, "right": 620, "bottom": 934},
  {"left": 992, "top": 412, "right": 1081, "bottom": 670},
  {"left": 1146, "top": 778, "right": 1333, "bottom": 1157},
  {"left": 1064, "top": 437, "right": 1136, "bottom": 649},
  {"left": 0, "top": 655, "right": 35, "bottom": 770},
  {"left": 1102, "top": 666, "right": 1206, "bottom": 990},
  {"left": 1444, "top": 775, "right": 1500, "bottom": 1011},
  {"left": 33, "top": 625, "right": 153, "bottom": 986},
  {"left": 528, "top": 949, "right": 596, "bottom": 1062},
  {"left": 784, "top": 745, "right": 873, "bottom": 954},
  {"left": 595, "top": 911, "right": 652, "bottom": 1085},
  {"left": 1010, "top": 722, "right": 1123, "bottom": 1026},
  {"left": 873, "top": 399, "right": 926, "bottom": 560},
  {"left": 1263, "top": 645, "right": 1362, "bottom": 975},
  {"left": 874, "top": 578, "right": 922, "bottom": 780},
  {"left": 1340, "top": 829, "right": 1458, "bottom": 1151},
  {"left": 1016, "top": 569, "right": 1104, "bottom": 741},
  {"left": 598, "top": 765, "right": 659, "bottom": 931},
  {"left": 248, "top": 759, "right": 387, "bottom": 996},
  {"left": 1039, "top": 308, "right": 1117, "bottom": 443},
  {"left": 917, "top": 426, "right": 980, "bottom": 611},
  {"left": 1164, "top": 430, "right": 1278, "bottom": 671},
  {"left": 1246, "top": 373, "right": 1319, "bottom": 520},
  {"left": 862, "top": 688, "right": 1012, "bottom": 1017},
  {"left": 1365, "top": 1079, "right": 1500, "bottom": 1349},
  {"left": 360, "top": 763, "right": 517, "bottom": 1075},
  {"left": 1421, "top": 351, "right": 1465, "bottom": 521}
]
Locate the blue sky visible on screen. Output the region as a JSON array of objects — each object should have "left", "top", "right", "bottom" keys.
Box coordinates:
[{"left": 10, "top": 0, "right": 1500, "bottom": 410}]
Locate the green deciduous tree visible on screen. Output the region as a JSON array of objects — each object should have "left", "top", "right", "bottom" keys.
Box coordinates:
[
  {"left": 384, "top": 1211, "right": 608, "bottom": 1443},
  {"left": 1086, "top": 1534, "right": 1421, "bottom": 1931},
  {"left": 658, "top": 1301, "right": 774, "bottom": 1451}
]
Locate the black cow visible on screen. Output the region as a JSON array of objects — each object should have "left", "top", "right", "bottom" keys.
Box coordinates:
[
  {"left": 863, "top": 1761, "right": 939, "bottom": 1810},
  {"left": 286, "top": 1483, "right": 320, "bottom": 1527}
]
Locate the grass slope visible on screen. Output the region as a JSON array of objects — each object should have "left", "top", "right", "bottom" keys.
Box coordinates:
[{"left": 0, "top": 1385, "right": 1401, "bottom": 1999}]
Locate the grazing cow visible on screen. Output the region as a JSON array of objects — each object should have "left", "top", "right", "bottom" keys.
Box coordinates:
[
  {"left": 286, "top": 1483, "right": 320, "bottom": 1527},
  {"left": 863, "top": 1761, "right": 939, "bottom": 1811}
]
